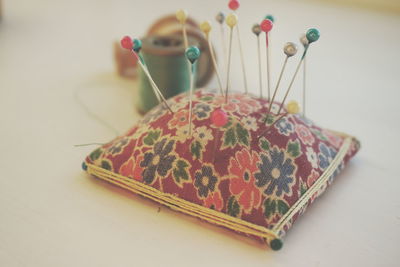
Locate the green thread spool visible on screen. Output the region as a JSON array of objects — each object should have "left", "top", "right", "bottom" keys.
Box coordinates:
[{"left": 137, "top": 35, "right": 200, "bottom": 113}]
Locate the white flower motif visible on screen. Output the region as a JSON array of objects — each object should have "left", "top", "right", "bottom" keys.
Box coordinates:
[
  {"left": 306, "top": 146, "right": 318, "bottom": 169},
  {"left": 193, "top": 126, "right": 213, "bottom": 144},
  {"left": 241, "top": 116, "right": 258, "bottom": 131}
]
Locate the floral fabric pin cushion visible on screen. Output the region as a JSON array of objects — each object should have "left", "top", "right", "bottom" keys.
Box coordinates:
[{"left": 82, "top": 89, "right": 360, "bottom": 250}]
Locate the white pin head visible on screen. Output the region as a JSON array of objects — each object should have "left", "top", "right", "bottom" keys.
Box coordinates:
[
  {"left": 216, "top": 12, "right": 225, "bottom": 24},
  {"left": 284, "top": 42, "right": 297, "bottom": 57},
  {"left": 300, "top": 33, "right": 309, "bottom": 47}
]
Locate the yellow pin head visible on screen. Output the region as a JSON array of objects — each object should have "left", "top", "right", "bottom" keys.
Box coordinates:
[
  {"left": 200, "top": 21, "right": 212, "bottom": 36},
  {"left": 176, "top": 9, "right": 188, "bottom": 24},
  {"left": 286, "top": 100, "right": 300, "bottom": 114},
  {"left": 225, "top": 13, "right": 238, "bottom": 28}
]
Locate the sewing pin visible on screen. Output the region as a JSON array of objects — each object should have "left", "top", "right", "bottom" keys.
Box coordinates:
[
  {"left": 200, "top": 21, "right": 224, "bottom": 96},
  {"left": 215, "top": 12, "right": 227, "bottom": 67},
  {"left": 300, "top": 33, "right": 309, "bottom": 117},
  {"left": 278, "top": 28, "right": 320, "bottom": 114},
  {"left": 121, "top": 36, "right": 173, "bottom": 113},
  {"left": 263, "top": 42, "right": 297, "bottom": 123},
  {"left": 252, "top": 23, "right": 263, "bottom": 98},
  {"left": 265, "top": 14, "right": 275, "bottom": 23},
  {"left": 228, "top": 0, "right": 248, "bottom": 94},
  {"left": 261, "top": 18, "right": 273, "bottom": 100},
  {"left": 185, "top": 46, "right": 201, "bottom": 136},
  {"left": 224, "top": 13, "right": 238, "bottom": 103},
  {"left": 176, "top": 9, "right": 189, "bottom": 48},
  {"left": 211, "top": 109, "right": 228, "bottom": 162}
]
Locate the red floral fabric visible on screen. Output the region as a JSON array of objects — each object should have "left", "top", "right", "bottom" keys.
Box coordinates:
[{"left": 84, "top": 89, "right": 360, "bottom": 241}]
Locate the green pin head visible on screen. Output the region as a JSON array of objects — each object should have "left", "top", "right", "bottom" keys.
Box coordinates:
[
  {"left": 132, "top": 39, "right": 142, "bottom": 52},
  {"left": 306, "top": 28, "right": 320, "bottom": 44},
  {"left": 264, "top": 14, "right": 275, "bottom": 23},
  {"left": 185, "top": 46, "right": 201, "bottom": 64}
]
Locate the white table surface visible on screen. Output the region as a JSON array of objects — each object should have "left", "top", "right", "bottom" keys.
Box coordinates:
[{"left": 1, "top": 0, "right": 399, "bottom": 266}]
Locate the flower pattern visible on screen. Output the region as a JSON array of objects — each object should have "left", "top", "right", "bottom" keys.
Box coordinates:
[
  {"left": 241, "top": 116, "right": 258, "bottom": 131},
  {"left": 194, "top": 165, "right": 218, "bottom": 198},
  {"left": 204, "top": 191, "right": 223, "bottom": 211},
  {"left": 228, "top": 150, "right": 262, "bottom": 213},
  {"left": 168, "top": 109, "right": 189, "bottom": 129},
  {"left": 84, "top": 89, "right": 359, "bottom": 242},
  {"left": 140, "top": 138, "right": 176, "bottom": 184},
  {"left": 318, "top": 143, "right": 337, "bottom": 171},
  {"left": 255, "top": 147, "right": 296, "bottom": 197},
  {"left": 119, "top": 155, "right": 144, "bottom": 181},
  {"left": 295, "top": 124, "right": 315, "bottom": 145},
  {"left": 108, "top": 136, "right": 130, "bottom": 154},
  {"left": 193, "top": 102, "right": 211, "bottom": 119},
  {"left": 275, "top": 117, "right": 294, "bottom": 136},
  {"left": 306, "top": 146, "right": 318, "bottom": 169},
  {"left": 213, "top": 93, "right": 261, "bottom": 115}
]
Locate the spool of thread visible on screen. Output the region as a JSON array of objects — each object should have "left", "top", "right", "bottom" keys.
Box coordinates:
[{"left": 137, "top": 34, "right": 200, "bottom": 113}]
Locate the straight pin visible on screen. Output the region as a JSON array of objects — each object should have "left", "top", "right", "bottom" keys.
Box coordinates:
[
  {"left": 224, "top": 13, "right": 238, "bottom": 103},
  {"left": 215, "top": 12, "right": 227, "bottom": 68},
  {"left": 252, "top": 23, "right": 263, "bottom": 98},
  {"left": 261, "top": 19, "right": 273, "bottom": 100},
  {"left": 185, "top": 46, "right": 201, "bottom": 136},
  {"left": 263, "top": 42, "right": 297, "bottom": 123},
  {"left": 228, "top": 0, "right": 248, "bottom": 94},
  {"left": 200, "top": 21, "right": 224, "bottom": 96},
  {"left": 300, "top": 33, "right": 309, "bottom": 117},
  {"left": 120, "top": 36, "right": 173, "bottom": 113},
  {"left": 277, "top": 28, "right": 320, "bottom": 114}
]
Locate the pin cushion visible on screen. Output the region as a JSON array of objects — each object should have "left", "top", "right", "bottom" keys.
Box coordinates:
[{"left": 82, "top": 89, "right": 360, "bottom": 250}]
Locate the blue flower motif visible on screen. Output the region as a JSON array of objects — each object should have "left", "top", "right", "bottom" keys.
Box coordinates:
[
  {"left": 254, "top": 148, "right": 296, "bottom": 197},
  {"left": 275, "top": 117, "right": 294, "bottom": 136},
  {"left": 193, "top": 102, "right": 211, "bottom": 119},
  {"left": 318, "top": 143, "right": 337, "bottom": 170}
]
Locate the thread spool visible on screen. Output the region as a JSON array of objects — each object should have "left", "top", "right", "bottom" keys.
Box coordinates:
[{"left": 137, "top": 35, "right": 200, "bottom": 113}]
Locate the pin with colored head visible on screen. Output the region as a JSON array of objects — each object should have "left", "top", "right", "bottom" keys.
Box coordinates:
[
  {"left": 228, "top": 0, "right": 240, "bottom": 11},
  {"left": 224, "top": 13, "right": 238, "bottom": 103},
  {"left": 264, "top": 14, "right": 275, "bottom": 23},
  {"left": 300, "top": 33, "right": 308, "bottom": 117},
  {"left": 120, "top": 36, "right": 173, "bottom": 113},
  {"left": 185, "top": 46, "right": 201, "bottom": 135},
  {"left": 261, "top": 18, "right": 273, "bottom": 100},
  {"left": 175, "top": 9, "right": 188, "bottom": 24},
  {"left": 277, "top": 28, "right": 320, "bottom": 115},
  {"left": 200, "top": 21, "right": 212, "bottom": 37},
  {"left": 286, "top": 100, "right": 300, "bottom": 114},
  {"left": 253, "top": 23, "right": 263, "bottom": 98},
  {"left": 201, "top": 21, "right": 224, "bottom": 96},
  {"left": 216, "top": 12, "right": 225, "bottom": 24},
  {"left": 211, "top": 108, "right": 228, "bottom": 161},
  {"left": 263, "top": 42, "right": 297, "bottom": 124},
  {"left": 176, "top": 9, "right": 189, "bottom": 48}
]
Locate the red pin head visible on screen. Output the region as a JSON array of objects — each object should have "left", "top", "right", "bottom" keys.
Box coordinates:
[
  {"left": 211, "top": 109, "right": 228, "bottom": 127},
  {"left": 260, "top": 19, "right": 273, "bottom": 33},
  {"left": 228, "top": 0, "right": 240, "bottom": 11},
  {"left": 121, "top": 36, "right": 133, "bottom": 50}
]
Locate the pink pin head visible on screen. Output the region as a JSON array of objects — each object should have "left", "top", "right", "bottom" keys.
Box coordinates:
[
  {"left": 261, "top": 19, "right": 273, "bottom": 33},
  {"left": 211, "top": 109, "right": 228, "bottom": 127},
  {"left": 120, "top": 36, "right": 133, "bottom": 50},
  {"left": 228, "top": 0, "right": 240, "bottom": 11}
]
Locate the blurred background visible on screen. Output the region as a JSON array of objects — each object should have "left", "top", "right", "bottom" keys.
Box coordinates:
[{"left": 0, "top": 0, "right": 399, "bottom": 266}]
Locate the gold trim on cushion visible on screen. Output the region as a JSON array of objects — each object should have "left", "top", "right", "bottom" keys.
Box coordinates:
[{"left": 86, "top": 136, "right": 353, "bottom": 245}]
